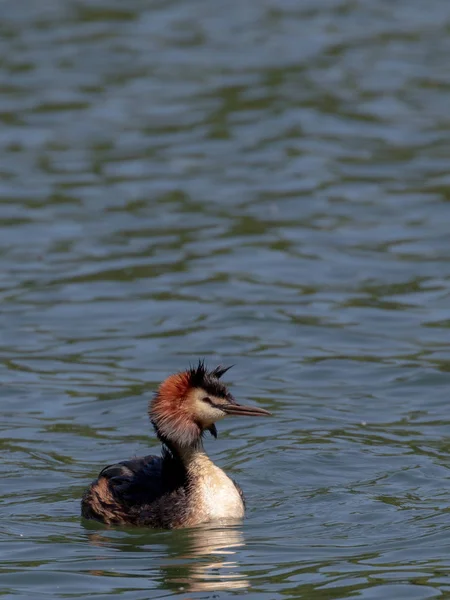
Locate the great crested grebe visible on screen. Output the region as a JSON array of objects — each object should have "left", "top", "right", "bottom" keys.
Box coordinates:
[{"left": 81, "top": 362, "right": 271, "bottom": 528}]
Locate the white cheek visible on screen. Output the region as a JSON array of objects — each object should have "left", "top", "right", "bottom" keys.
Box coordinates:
[{"left": 195, "top": 402, "right": 226, "bottom": 427}]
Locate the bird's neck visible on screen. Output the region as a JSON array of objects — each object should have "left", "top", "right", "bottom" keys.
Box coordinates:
[
  {"left": 154, "top": 422, "right": 229, "bottom": 483},
  {"left": 155, "top": 425, "right": 208, "bottom": 469},
  {"left": 161, "top": 437, "right": 220, "bottom": 479},
  {"left": 167, "top": 439, "right": 208, "bottom": 468},
  {"left": 177, "top": 443, "right": 208, "bottom": 467}
]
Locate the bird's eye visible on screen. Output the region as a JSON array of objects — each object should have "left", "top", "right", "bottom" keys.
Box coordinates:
[{"left": 202, "top": 396, "right": 213, "bottom": 405}]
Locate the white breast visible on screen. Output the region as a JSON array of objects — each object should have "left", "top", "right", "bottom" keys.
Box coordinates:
[
  {"left": 197, "top": 466, "right": 244, "bottom": 520},
  {"left": 187, "top": 454, "right": 245, "bottom": 523}
]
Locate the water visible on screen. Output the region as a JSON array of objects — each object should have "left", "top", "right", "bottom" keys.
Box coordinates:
[{"left": 1, "top": 0, "right": 450, "bottom": 598}]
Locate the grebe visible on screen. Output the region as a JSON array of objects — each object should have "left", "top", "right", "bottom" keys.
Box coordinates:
[{"left": 81, "top": 362, "right": 271, "bottom": 528}]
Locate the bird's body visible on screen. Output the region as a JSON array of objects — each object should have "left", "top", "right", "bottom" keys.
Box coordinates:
[
  {"left": 82, "top": 448, "right": 244, "bottom": 528},
  {"left": 81, "top": 362, "right": 270, "bottom": 529}
]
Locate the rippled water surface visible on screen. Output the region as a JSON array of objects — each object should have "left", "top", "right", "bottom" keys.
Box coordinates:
[{"left": 2, "top": 0, "right": 450, "bottom": 598}]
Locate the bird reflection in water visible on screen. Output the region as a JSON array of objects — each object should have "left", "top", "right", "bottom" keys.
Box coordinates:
[
  {"left": 85, "top": 522, "right": 249, "bottom": 593},
  {"left": 168, "top": 524, "right": 249, "bottom": 592}
]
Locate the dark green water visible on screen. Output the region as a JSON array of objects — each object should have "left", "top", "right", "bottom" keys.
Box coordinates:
[{"left": 2, "top": 0, "right": 450, "bottom": 598}]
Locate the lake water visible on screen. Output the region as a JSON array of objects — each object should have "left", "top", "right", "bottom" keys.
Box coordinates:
[{"left": 2, "top": 0, "right": 450, "bottom": 598}]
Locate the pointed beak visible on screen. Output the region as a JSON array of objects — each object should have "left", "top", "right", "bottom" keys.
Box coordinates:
[{"left": 221, "top": 402, "right": 272, "bottom": 417}]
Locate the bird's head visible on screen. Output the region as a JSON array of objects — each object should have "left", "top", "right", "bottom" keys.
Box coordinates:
[{"left": 149, "top": 361, "right": 271, "bottom": 448}]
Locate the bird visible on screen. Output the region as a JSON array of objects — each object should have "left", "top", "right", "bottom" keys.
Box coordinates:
[{"left": 81, "top": 361, "right": 271, "bottom": 529}]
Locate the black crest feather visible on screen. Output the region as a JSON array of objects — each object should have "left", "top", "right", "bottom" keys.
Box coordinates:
[
  {"left": 212, "top": 365, "right": 234, "bottom": 379},
  {"left": 187, "top": 360, "right": 234, "bottom": 401}
]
